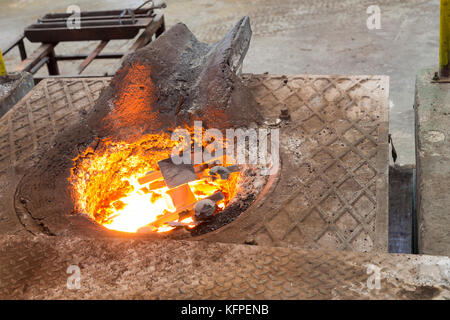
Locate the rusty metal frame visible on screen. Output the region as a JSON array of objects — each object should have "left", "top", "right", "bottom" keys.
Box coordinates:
[{"left": 1, "top": 10, "right": 165, "bottom": 78}]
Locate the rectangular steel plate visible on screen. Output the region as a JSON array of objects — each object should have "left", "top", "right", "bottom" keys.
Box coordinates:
[{"left": 0, "top": 75, "right": 389, "bottom": 253}]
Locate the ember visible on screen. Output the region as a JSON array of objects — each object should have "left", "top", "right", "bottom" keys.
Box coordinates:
[{"left": 69, "top": 135, "right": 240, "bottom": 233}]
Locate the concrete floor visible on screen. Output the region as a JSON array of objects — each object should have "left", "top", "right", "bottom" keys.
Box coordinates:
[
  {"left": 415, "top": 69, "right": 450, "bottom": 257},
  {"left": 0, "top": 0, "right": 441, "bottom": 165}
]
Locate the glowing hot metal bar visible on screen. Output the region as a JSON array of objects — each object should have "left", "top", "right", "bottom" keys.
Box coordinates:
[{"left": 137, "top": 191, "right": 225, "bottom": 232}]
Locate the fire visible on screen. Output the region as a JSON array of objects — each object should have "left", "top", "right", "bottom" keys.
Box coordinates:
[{"left": 69, "top": 134, "right": 239, "bottom": 233}]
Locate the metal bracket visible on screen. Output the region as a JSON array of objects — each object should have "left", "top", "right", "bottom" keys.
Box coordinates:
[
  {"left": 431, "top": 71, "right": 450, "bottom": 83},
  {"left": 119, "top": 9, "right": 136, "bottom": 25}
]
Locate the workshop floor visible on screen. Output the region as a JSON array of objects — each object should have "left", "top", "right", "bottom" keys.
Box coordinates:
[{"left": 0, "top": 0, "right": 441, "bottom": 165}]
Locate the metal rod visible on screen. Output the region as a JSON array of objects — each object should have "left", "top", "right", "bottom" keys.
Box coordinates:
[
  {"left": 46, "top": 48, "right": 60, "bottom": 75},
  {"left": 55, "top": 53, "right": 124, "bottom": 60},
  {"left": 439, "top": 0, "right": 450, "bottom": 78},
  {"left": 14, "top": 43, "right": 55, "bottom": 73},
  {"left": 38, "top": 8, "right": 153, "bottom": 19},
  {"left": 17, "top": 40, "right": 27, "bottom": 60},
  {"left": 2, "top": 33, "right": 25, "bottom": 55},
  {"left": 155, "top": 14, "right": 165, "bottom": 37},
  {"left": 28, "top": 19, "right": 140, "bottom": 28},
  {"left": 77, "top": 40, "right": 108, "bottom": 74},
  {"left": 30, "top": 56, "right": 49, "bottom": 74},
  {"left": 38, "top": 13, "right": 152, "bottom": 23}
]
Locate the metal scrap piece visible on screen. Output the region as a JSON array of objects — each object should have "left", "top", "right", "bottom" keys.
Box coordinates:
[
  {"left": 194, "top": 199, "right": 216, "bottom": 221},
  {"left": 157, "top": 158, "right": 198, "bottom": 189},
  {"left": 165, "top": 184, "right": 197, "bottom": 210},
  {"left": 210, "top": 164, "right": 240, "bottom": 180}
]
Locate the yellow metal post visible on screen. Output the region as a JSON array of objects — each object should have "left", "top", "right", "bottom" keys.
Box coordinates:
[
  {"left": 440, "top": 0, "right": 450, "bottom": 78},
  {"left": 0, "top": 49, "right": 6, "bottom": 76}
]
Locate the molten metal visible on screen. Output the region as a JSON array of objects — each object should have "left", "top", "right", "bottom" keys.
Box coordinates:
[{"left": 69, "top": 135, "right": 239, "bottom": 233}]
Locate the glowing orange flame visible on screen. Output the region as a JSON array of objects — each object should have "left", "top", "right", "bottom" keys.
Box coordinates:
[{"left": 69, "top": 135, "right": 238, "bottom": 233}]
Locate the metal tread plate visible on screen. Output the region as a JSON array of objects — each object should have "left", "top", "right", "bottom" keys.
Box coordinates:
[
  {"left": 0, "top": 235, "right": 448, "bottom": 299},
  {"left": 199, "top": 74, "right": 389, "bottom": 253},
  {"left": 0, "top": 78, "right": 110, "bottom": 235},
  {"left": 0, "top": 75, "right": 388, "bottom": 254}
]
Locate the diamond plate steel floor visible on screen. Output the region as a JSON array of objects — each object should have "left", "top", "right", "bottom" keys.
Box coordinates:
[
  {"left": 0, "top": 78, "right": 108, "bottom": 173},
  {"left": 0, "top": 78, "right": 110, "bottom": 236},
  {"left": 0, "top": 75, "right": 447, "bottom": 300},
  {"left": 199, "top": 74, "right": 389, "bottom": 252},
  {"left": 0, "top": 235, "right": 449, "bottom": 299},
  {"left": 0, "top": 75, "right": 388, "bottom": 253}
]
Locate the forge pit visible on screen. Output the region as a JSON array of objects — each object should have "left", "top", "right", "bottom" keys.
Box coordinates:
[
  {"left": 0, "top": 19, "right": 388, "bottom": 249},
  {"left": 68, "top": 132, "right": 271, "bottom": 235}
]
